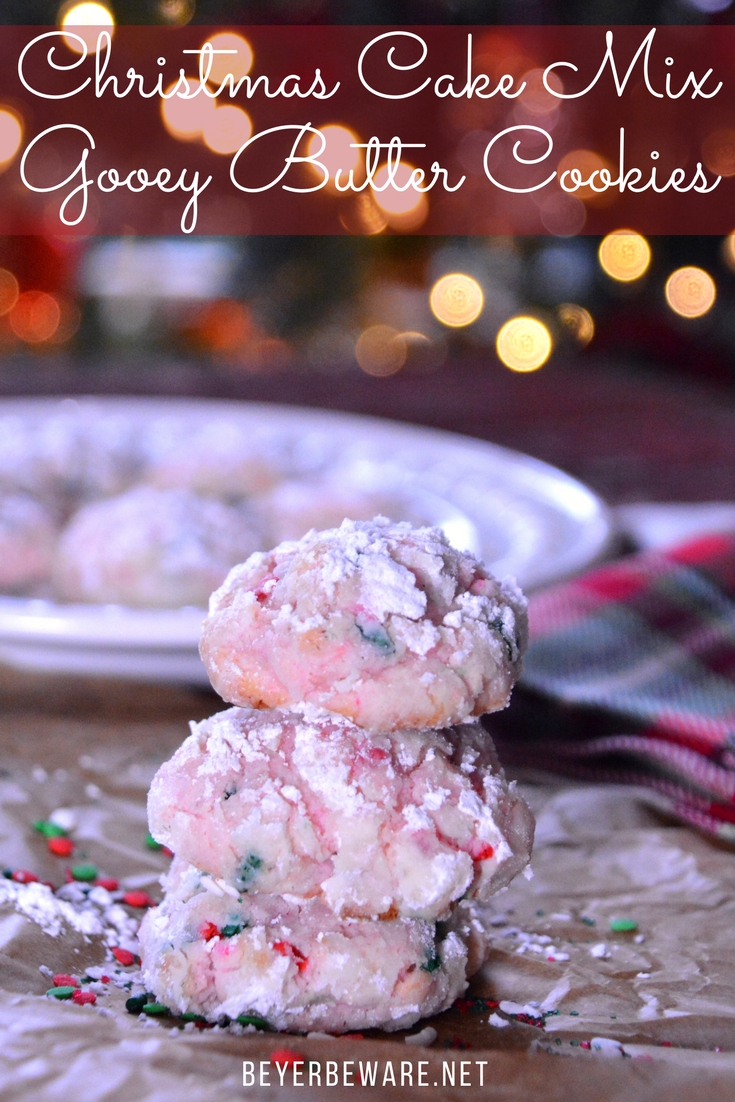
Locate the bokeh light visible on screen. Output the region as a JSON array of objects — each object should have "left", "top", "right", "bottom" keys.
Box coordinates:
[
  {"left": 429, "top": 273, "right": 484, "bottom": 328},
  {"left": 161, "top": 79, "right": 216, "bottom": 141},
  {"left": 354, "top": 325, "right": 407, "bottom": 376},
  {"left": 598, "top": 230, "right": 651, "bottom": 282},
  {"left": 203, "top": 32, "right": 254, "bottom": 87},
  {"left": 158, "top": 0, "right": 195, "bottom": 24},
  {"left": 496, "top": 316, "right": 552, "bottom": 372},
  {"left": 8, "top": 291, "right": 61, "bottom": 343},
  {"left": 307, "top": 125, "right": 362, "bottom": 188},
  {"left": 0, "top": 269, "right": 19, "bottom": 316},
  {"left": 202, "top": 105, "right": 252, "bottom": 155},
  {"left": 518, "top": 68, "right": 564, "bottom": 115},
  {"left": 60, "top": 2, "right": 115, "bottom": 54},
  {"left": 557, "top": 303, "right": 595, "bottom": 347},
  {"left": 371, "top": 163, "right": 428, "bottom": 230},
  {"left": 665, "top": 266, "right": 716, "bottom": 318},
  {"left": 339, "top": 193, "right": 388, "bottom": 236},
  {"left": 47, "top": 295, "right": 82, "bottom": 344},
  {"left": 722, "top": 231, "right": 735, "bottom": 272},
  {"left": 557, "top": 150, "right": 616, "bottom": 205},
  {"left": 0, "top": 109, "right": 22, "bottom": 167},
  {"left": 702, "top": 128, "right": 735, "bottom": 178}
]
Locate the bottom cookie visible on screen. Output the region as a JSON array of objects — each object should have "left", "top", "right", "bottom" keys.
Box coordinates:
[{"left": 139, "top": 860, "right": 486, "bottom": 1033}]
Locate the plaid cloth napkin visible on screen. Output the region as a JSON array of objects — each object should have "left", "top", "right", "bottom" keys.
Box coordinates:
[{"left": 485, "top": 532, "right": 735, "bottom": 841}]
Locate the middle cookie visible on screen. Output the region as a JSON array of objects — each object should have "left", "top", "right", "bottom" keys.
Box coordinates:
[{"left": 148, "top": 704, "right": 533, "bottom": 921}]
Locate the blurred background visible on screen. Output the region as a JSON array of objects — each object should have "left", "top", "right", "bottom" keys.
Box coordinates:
[{"left": 1, "top": 0, "right": 735, "bottom": 508}]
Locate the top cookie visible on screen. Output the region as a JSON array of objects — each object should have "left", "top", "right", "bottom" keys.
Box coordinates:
[{"left": 200, "top": 518, "right": 528, "bottom": 732}]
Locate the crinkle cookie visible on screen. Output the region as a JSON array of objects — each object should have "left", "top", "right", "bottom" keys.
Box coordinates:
[
  {"left": 0, "top": 492, "right": 57, "bottom": 592},
  {"left": 148, "top": 706, "right": 533, "bottom": 920},
  {"left": 254, "top": 478, "right": 429, "bottom": 546},
  {"left": 200, "top": 518, "right": 528, "bottom": 731},
  {"left": 139, "top": 858, "right": 475, "bottom": 1032},
  {"left": 54, "top": 487, "right": 263, "bottom": 608},
  {"left": 143, "top": 418, "right": 282, "bottom": 501}
]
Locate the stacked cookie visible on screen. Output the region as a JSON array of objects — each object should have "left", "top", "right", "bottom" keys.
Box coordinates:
[{"left": 139, "top": 519, "right": 534, "bottom": 1033}]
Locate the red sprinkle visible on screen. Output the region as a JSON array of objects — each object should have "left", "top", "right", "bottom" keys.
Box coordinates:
[
  {"left": 122, "top": 890, "right": 155, "bottom": 908},
  {"left": 341, "top": 1033, "right": 365, "bottom": 1040},
  {"left": 270, "top": 1048, "right": 305, "bottom": 1068},
  {"left": 47, "top": 837, "right": 74, "bottom": 857},
  {"left": 273, "top": 940, "right": 308, "bottom": 973},
  {"left": 112, "top": 947, "right": 137, "bottom": 967},
  {"left": 474, "top": 844, "right": 495, "bottom": 862},
  {"left": 53, "top": 973, "right": 79, "bottom": 988},
  {"left": 580, "top": 1041, "right": 591, "bottom": 1050},
  {"left": 12, "top": 870, "right": 38, "bottom": 884},
  {"left": 199, "top": 921, "right": 220, "bottom": 941},
  {"left": 162, "top": 847, "right": 174, "bottom": 858},
  {"left": 96, "top": 877, "right": 119, "bottom": 892},
  {"left": 100, "top": 976, "right": 110, "bottom": 984},
  {"left": 71, "top": 990, "right": 96, "bottom": 1006}
]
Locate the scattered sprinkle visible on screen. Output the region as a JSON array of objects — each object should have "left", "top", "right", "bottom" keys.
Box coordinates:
[
  {"left": 609, "top": 918, "right": 638, "bottom": 933},
  {"left": 33, "top": 820, "right": 67, "bottom": 839},
  {"left": 145, "top": 833, "right": 162, "bottom": 851},
  {"left": 141, "top": 1003, "right": 169, "bottom": 1016},
  {"left": 52, "top": 973, "right": 78, "bottom": 988},
  {"left": 112, "top": 948, "right": 138, "bottom": 967},
  {"left": 122, "top": 890, "right": 155, "bottom": 908},
  {"left": 70, "top": 864, "right": 97, "bottom": 882},
  {"left": 71, "top": 990, "right": 96, "bottom": 1006},
  {"left": 47, "top": 837, "right": 74, "bottom": 858},
  {"left": 270, "top": 1048, "right": 305, "bottom": 1067},
  {"left": 46, "top": 986, "right": 76, "bottom": 999}
]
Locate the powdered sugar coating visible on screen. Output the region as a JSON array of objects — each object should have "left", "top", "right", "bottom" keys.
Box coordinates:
[
  {"left": 139, "top": 858, "right": 475, "bottom": 1032},
  {"left": 254, "top": 479, "right": 430, "bottom": 546},
  {"left": 0, "top": 493, "right": 57, "bottom": 592},
  {"left": 54, "top": 487, "right": 263, "bottom": 608},
  {"left": 148, "top": 706, "right": 533, "bottom": 921},
  {"left": 200, "top": 518, "right": 528, "bottom": 731},
  {"left": 144, "top": 418, "right": 282, "bottom": 501}
]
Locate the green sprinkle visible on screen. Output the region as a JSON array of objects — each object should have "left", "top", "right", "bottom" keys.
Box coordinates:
[
  {"left": 34, "top": 820, "right": 67, "bottom": 838},
  {"left": 581, "top": 917, "right": 596, "bottom": 927},
  {"left": 536, "top": 910, "right": 545, "bottom": 917},
  {"left": 70, "top": 863, "right": 97, "bottom": 882},
  {"left": 569, "top": 1011, "right": 579, "bottom": 1016},
  {"left": 421, "top": 950, "right": 441, "bottom": 973},
  {"left": 125, "top": 994, "right": 150, "bottom": 1015},
  {"left": 610, "top": 918, "right": 638, "bottom": 933},
  {"left": 237, "top": 1014, "right": 269, "bottom": 1030},
  {"left": 145, "top": 833, "right": 162, "bottom": 850},
  {"left": 142, "top": 1003, "right": 169, "bottom": 1016},
  {"left": 570, "top": 1040, "right": 580, "bottom": 1046},
  {"left": 181, "top": 1012, "right": 207, "bottom": 1022},
  {"left": 221, "top": 923, "right": 245, "bottom": 938},
  {"left": 356, "top": 620, "right": 395, "bottom": 654},
  {"left": 236, "top": 854, "right": 262, "bottom": 890},
  {"left": 46, "top": 986, "right": 76, "bottom": 999}
]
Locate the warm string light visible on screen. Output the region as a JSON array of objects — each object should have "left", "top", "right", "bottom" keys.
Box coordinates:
[
  {"left": 557, "top": 303, "right": 594, "bottom": 347},
  {"left": 496, "top": 316, "right": 552, "bottom": 372},
  {"left": 665, "top": 266, "right": 716, "bottom": 318},
  {"left": 60, "top": 2, "right": 115, "bottom": 54},
  {"left": 354, "top": 326, "right": 407, "bottom": 376},
  {"left": 371, "top": 164, "right": 428, "bottom": 231},
  {"left": 598, "top": 230, "right": 651, "bottom": 282},
  {"left": 0, "top": 109, "right": 22, "bottom": 167},
  {"left": 429, "top": 274, "right": 484, "bottom": 328}
]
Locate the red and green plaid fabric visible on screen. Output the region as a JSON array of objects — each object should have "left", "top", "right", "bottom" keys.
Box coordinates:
[{"left": 485, "top": 532, "right": 735, "bottom": 841}]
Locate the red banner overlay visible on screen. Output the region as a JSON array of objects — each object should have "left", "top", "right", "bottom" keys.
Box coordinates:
[{"left": 0, "top": 25, "right": 733, "bottom": 235}]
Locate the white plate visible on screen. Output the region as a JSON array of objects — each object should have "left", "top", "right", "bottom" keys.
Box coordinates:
[{"left": 0, "top": 397, "right": 612, "bottom": 684}]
